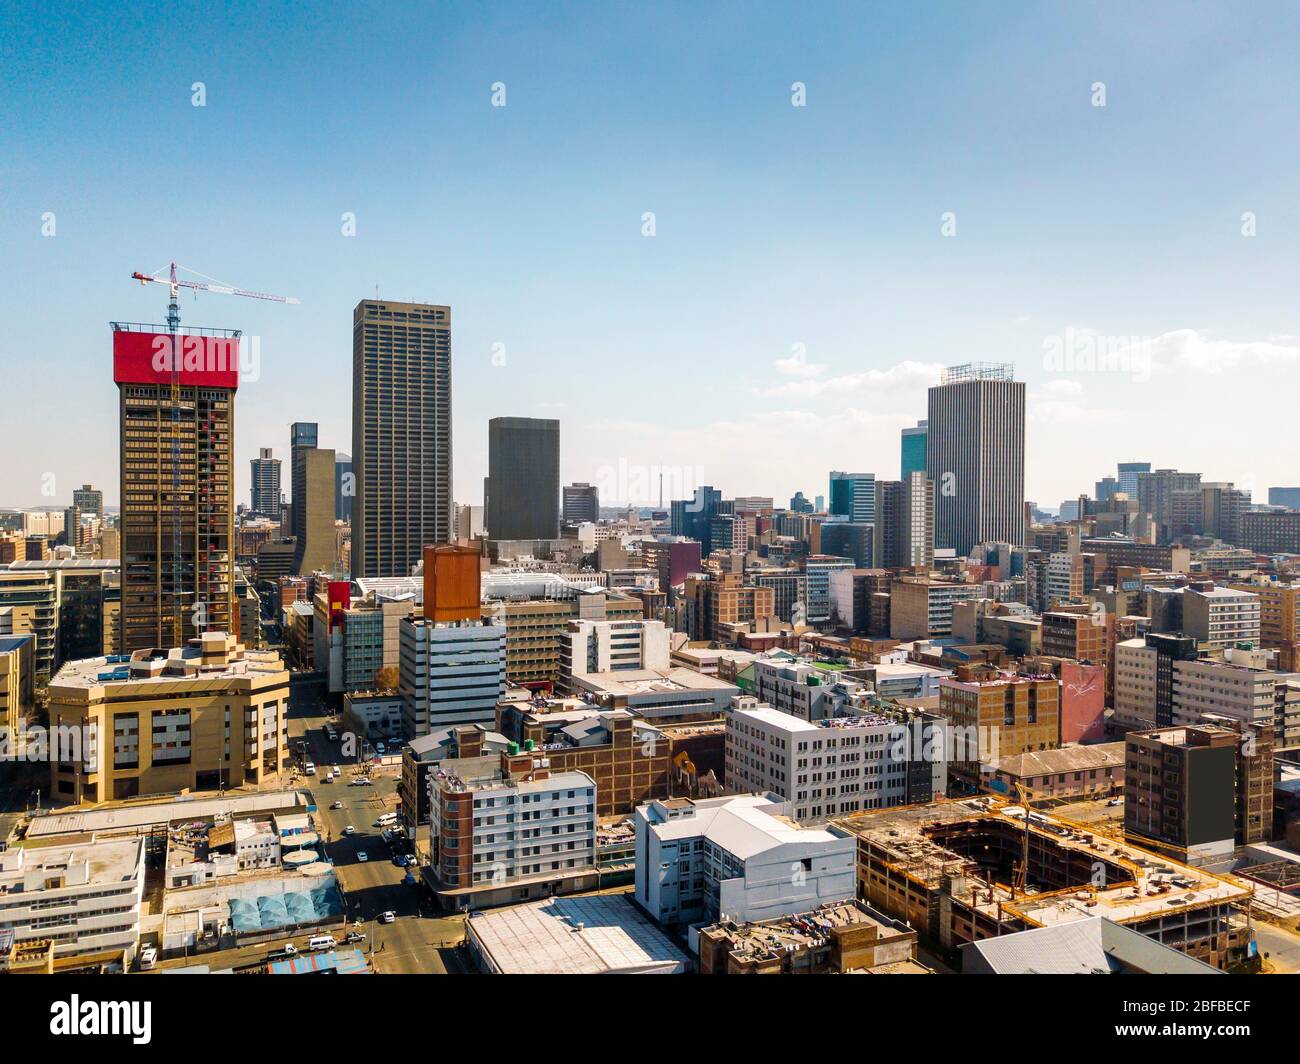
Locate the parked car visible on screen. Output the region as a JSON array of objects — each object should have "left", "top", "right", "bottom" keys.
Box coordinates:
[
  {"left": 351, "top": 777, "right": 371, "bottom": 787},
  {"left": 341, "top": 825, "right": 356, "bottom": 836},
  {"left": 282, "top": 943, "right": 298, "bottom": 956},
  {"left": 357, "top": 851, "right": 369, "bottom": 862},
  {"left": 379, "top": 910, "right": 396, "bottom": 924},
  {"left": 138, "top": 946, "right": 158, "bottom": 971},
  {"left": 330, "top": 801, "right": 344, "bottom": 810},
  {"left": 344, "top": 931, "right": 366, "bottom": 944}
]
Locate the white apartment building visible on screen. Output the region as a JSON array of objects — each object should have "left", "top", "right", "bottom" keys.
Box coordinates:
[
  {"left": 558, "top": 617, "right": 670, "bottom": 693},
  {"left": 1113, "top": 637, "right": 1158, "bottom": 731},
  {"left": 430, "top": 752, "right": 598, "bottom": 910},
  {"left": 1181, "top": 585, "right": 1261, "bottom": 650},
  {"left": 633, "top": 793, "right": 856, "bottom": 927},
  {"left": 752, "top": 657, "right": 868, "bottom": 721},
  {"left": 0, "top": 837, "right": 145, "bottom": 964},
  {"left": 1172, "top": 649, "right": 1283, "bottom": 730},
  {"left": 804, "top": 556, "right": 856, "bottom": 623},
  {"left": 399, "top": 617, "right": 506, "bottom": 739},
  {"left": 725, "top": 703, "right": 947, "bottom": 821}
]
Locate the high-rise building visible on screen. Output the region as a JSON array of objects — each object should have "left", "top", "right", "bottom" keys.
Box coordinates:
[
  {"left": 1117, "top": 461, "right": 1151, "bottom": 498},
  {"left": 789, "top": 491, "right": 814, "bottom": 514},
  {"left": 900, "top": 420, "right": 927, "bottom": 478},
  {"left": 250, "top": 447, "right": 281, "bottom": 515},
  {"left": 670, "top": 485, "right": 723, "bottom": 554},
  {"left": 562, "top": 482, "right": 599, "bottom": 525},
  {"left": 290, "top": 424, "right": 336, "bottom": 576},
  {"left": 828, "top": 472, "right": 876, "bottom": 523},
  {"left": 351, "top": 299, "right": 452, "bottom": 578},
  {"left": 1268, "top": 487, "right": 1300, "bottom": 509},
  {"left": 927, "top": 363, "right": 1025, "bottom": 555},
  {"left": 334, "top": 453, "right": 353, "bottom": 522},
  {"left": 486, "top": 417, "right": 560, "bottom": 541},
  {"left": 72, "top": 484, "right": 104, "bottom": 523},
  {"left": 1137, "top": 469, "right": 1201, "bottom": 544},
  {"left": 877, "top": 472, "right": 934, "bottom": 569},
  {"left": 112, "top": 322, "right": 237, "bottom": 651}
]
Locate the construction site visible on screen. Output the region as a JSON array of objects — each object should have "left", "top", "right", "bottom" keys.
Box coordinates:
[{"left": 834, "top": 796, "right": 1258, "bottom": 971}]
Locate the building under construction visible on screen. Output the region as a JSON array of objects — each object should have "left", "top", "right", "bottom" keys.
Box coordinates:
[
  {"left": 113, "top": 323, "right": 239, "bottom": 651},
  {"left": 835, "top": 797, "right": 1256, "bottom": 970}
]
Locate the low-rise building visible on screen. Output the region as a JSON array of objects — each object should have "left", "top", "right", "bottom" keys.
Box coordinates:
[
  {"left": 0, "top": 837, "right": 145, "bottom": 966},
  {"left": 633, "top": 793, "right": 856, "bottom": 927},
  {"left": 697, "top": 899, "right": 926, "bottom": 974},
  {"left": 985, "top": 742, "right": 1125, "bottom": 800},
  {"left": 47, "top": 633, "right": 290, "bottom": 805}
]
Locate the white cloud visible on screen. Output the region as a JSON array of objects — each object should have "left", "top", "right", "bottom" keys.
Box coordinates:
[
  {"left": 772, "top": 353, "right": 826, "bottom": 378},
  {"left": 757, "top": 358, "right": 944, "bottom": 398},
  {"left": 1130, "top": 329, "right": 1300, "bottom": 375}
]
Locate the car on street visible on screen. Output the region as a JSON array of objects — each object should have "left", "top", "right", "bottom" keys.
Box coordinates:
[
  {"left": 342, "top": 825, "right": 356, "bottom": 836},
  {"left": 352, "top": 777, "right": 371, "bottom": 786},
  {"left": 379, "top": 910, "right": 396, "bottom": 924},
  {"left": 330, "top": 801, "right": 344, "bottom": 810},
  {"left": 357, "top": 851, "right": 369, "bottom": 862},
  {"left": 282, "top": 943, "right": 298, "bottom": 956},
  {"left": 345, "top": 931, "right": 366, "bottom": 944}
]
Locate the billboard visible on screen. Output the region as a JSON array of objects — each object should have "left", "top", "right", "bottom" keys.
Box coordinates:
[
  {"left": 112, "top": 328, "right": 240, "bottom": 388},
  {"left": 328, "top": 581, "right": 352, "bottom": 632},
  {"left": 422, "top": 544, "right": 481, "bottom": 622}
]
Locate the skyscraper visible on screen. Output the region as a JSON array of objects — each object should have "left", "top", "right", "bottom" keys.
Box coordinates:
[
  {"left": 1117, "top": 461, "right": 1151, "bottom": 498},
  {"left": 927, "top": 363, "right": 1025, "bottom": 556},
  {"left": 878, "top": 472, "right": 935, "bottom": 569},
  {"left": 828, "top": 472, "right": 876, "bottom": 523},
  {"left": 351, "top": 299, "right": 452, "bottom": 578},
  {"left": 72, "top": 484, "right": 104, "bottom": 523},
  {"left": 250, "top": 448, "right": 281, "bottom": 515},
  {"left": 485, "top": 417, "right": 560, "bottom": 540},
  {"left": 290, "top": 425, "right": 337, "bottom": 576},
  {"left": 112, "top": 322, "right": 238, "bottom": 650},
  {"left": 900, "top": 420, "right": 928, "bottom": 478}
]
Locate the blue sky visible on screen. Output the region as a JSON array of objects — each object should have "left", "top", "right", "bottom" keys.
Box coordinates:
[{"left": 3, "top": 1, "right": 1299, "bottom": 512}]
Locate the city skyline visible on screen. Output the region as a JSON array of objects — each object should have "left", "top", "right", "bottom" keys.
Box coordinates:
[{"left": 5, "top": 3, "right": 1300, "bottom": 512}]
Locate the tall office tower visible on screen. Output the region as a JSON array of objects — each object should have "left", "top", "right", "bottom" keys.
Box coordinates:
[
  {"left": 292, "top": 450, "right": 337, "bottom": 575},
  {"left": 62, "top": 506, "right": 80, "bottom": 549},
  {"left": 789, "top": 491, "right": 814, "bottom": 514},
  {"left": 351, "top": 300, "right": 452, "bottom": 578},
  {"left": 1117, "top": 461, "right": 1151, "bottom": 498},
  {"left": 829, "top": 472, "right": 876, "bottom": 523},
  {"left": 1095, "top": 476, "right": 1118, "bottom": 501},
  {"left": 563, "top": 482, "right": 600, "bottom": 524},
  {"left": 670, "top": 485, "right": 723, "bottom": 554},
  {"left": 334, "top": 453, "right": 353, "bottom": 522},
  {"left": 927, "top": 363, "right": 1025, "bottom": 556},
  {"left": 878, "top": 472, "right": 935, "bottom": 569},
  {"left": 900, "top": 420, "right": 928, "bottom": 478},
  {"left": 112, "top": 322, "right": 238, "bottom": 651},
  {"left": 1137, "top": 469, "right": 1201, "bottom": 544},
  {"left": 73, "top": 484, "right": 104, "bottom": 522},
  {"left": 250, "top": 447, "right": 281, "bottom": 515},
  {"left": 486, "top": 417, "right": 560, "bottom": 541}
]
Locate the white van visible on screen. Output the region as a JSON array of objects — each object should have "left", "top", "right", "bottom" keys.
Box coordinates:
[
  {"left": 375, "top": 812, "right": 398, "bottom": 827},
  {"left": 304, "top": 762, "right": 316, "bottom": 776},
  {"left": 138, "top": 946, "right": 158, "bottom": 971},
  {"left": 308, "top": 934, "right": 337, "bottom": 951}
]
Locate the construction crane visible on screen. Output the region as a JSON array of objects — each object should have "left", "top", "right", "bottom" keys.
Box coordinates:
[{"left": 129, "top": 262, "right": 299, "bottom": 649}]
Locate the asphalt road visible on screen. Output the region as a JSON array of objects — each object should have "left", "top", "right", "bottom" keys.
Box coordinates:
[{"left": 290, "top": 703, "right": 464, "bottom": 974}]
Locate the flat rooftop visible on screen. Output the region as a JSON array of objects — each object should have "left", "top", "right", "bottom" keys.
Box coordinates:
[
  {"left": 467, "top": 895, "right": 691, "bottom": 975},
  {"left": 702, "top": 899, "right": 910, "bottom": 963},
  {"left": 0, "top": 836, "right": 143, "bottom": 887},
  {"left": 991, "top": 742, "right": 1126, "bottom": 778},
  {"left": 573, "top": 667, "right": 737, "bottom": 697},
  {"left": 28, "top": 789, "right": 309, "bottom": 839}
]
